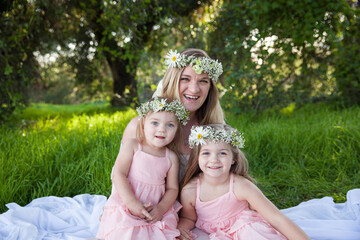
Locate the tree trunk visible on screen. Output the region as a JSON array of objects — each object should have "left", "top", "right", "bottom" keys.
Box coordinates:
[{"left": 107, "top": 56, "right": 138, "bottom": 106}]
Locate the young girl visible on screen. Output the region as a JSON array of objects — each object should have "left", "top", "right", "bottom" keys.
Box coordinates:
[
  {"left": 96, "top": 97, "right": 189, "bottom": 240},
  {"left": 178, "top": 124, "right": 310, "bottom": 240}
]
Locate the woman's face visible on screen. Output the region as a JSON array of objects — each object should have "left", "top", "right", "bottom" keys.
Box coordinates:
[{"left": 179, "top": 66, "right": 211, "bottom": 114}]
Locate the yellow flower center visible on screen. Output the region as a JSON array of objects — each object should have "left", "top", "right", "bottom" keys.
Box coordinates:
[
  {"left": 159, "top": 104, "right": 163, "bottom": 107},
  {"left": 172, "top": 56, "right": 176, "bottom": 61},
  {"left": 197, "top": 134, "right": 202, "bottom": 139}
]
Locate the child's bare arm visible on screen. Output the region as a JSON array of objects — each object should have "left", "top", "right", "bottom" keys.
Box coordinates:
[
  {"left": 178, "top": 179, "right": 197, "bottom": 239},
  {"left": 112, "top": 138, "right": 152, "bottom": 220},
  {"left": 234, "top": 176, "right": 310, "bottom": 240},
  {"left": 148, "top": 151, "right": 179, "bottom": 222}
]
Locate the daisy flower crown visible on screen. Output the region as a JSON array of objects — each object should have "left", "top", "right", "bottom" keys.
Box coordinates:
[
  {"left": 136, "top": 97, "right": 190, "bottom": 126},
  {"left": 189, "top": 126, "right": 245, "bottom": 149},
  {"left": 164, "top": 49, "right": 223, "bottom": 82}
]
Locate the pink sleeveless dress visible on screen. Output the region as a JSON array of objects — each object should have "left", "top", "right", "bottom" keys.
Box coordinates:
[
  {"left": 195, "top": 174, "right": 287, "bottom": 240},
  {"left": 96, "top": 145, "right": 181, "bottom": 240}
]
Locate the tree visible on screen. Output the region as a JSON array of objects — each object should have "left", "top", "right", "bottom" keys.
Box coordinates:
[
  {"left": 0, "top": 0, "right": 212, "bottom": 122},
  {"left": 54, "top": 0, "right": 212, "bottom": 106},
  {"left": 208, "top": 0, "right": 359, "bottom": 112},
  {"left": 0, "top": 0, "right": 61, "bottom": 122}
]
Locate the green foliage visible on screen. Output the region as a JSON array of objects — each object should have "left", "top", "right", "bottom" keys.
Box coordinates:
[
  {"left": 1, "top": 103, "right": 359, "bottom": 213},
  {"left": 0, "top": 0, "right": 69, "bottom": 122},
  {"left": 333, "top": 2, "right": 360, "bottom": 105},
  {"left": 209, "top": 0, "right": 359, "bottom": 112}
]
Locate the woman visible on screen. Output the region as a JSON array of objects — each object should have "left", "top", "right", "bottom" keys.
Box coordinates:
[{"left": 121, "top": 48, "right": 225, "bottom": 182}]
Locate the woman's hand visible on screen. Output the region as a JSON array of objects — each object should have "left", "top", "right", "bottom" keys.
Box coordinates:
[{"left": 126, "top": 200, "right": 152, "bottom": 220}]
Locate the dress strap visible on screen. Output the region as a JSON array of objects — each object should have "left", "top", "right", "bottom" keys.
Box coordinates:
[
  {"left": 229, "top": 173, "right": 234, "bottom": 193},
  {"left": 165, "top": 147, "right": 169, "bottom": 158},
  {"left": 196, "top": 176, "right": 201, "bottom": 200}
]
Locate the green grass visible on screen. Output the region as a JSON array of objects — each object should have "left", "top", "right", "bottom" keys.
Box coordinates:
[{"left": 1, "top": 102, "right": 359, "bottom": 213}]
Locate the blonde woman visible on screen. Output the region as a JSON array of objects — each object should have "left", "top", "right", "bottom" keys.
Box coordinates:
[{"left": 121, "top": 48, "right": 225, "bottom": 183}]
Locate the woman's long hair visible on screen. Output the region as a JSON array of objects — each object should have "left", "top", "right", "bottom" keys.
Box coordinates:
[{"left": 160, "top": 48, "right": 225, "bottom": 125}]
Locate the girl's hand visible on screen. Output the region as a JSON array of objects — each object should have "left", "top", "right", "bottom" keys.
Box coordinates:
[
  {"left": 146, "top": 204, "right": 165, "bottom": 223},
  {"left": 127, "top": 200, "right": 152, "bottom": 220},
  {"left": 178, "top": 228, "right": 193, "bottom": 240}
]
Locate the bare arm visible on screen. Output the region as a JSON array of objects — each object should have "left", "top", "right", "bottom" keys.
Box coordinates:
[
  {"left": 234, "top": 176, "right": 310, "bottom": 240},
  {"left": 178, "top": 179, "right": 197, "bottom": 239},
  {"left": 121, "top": 117, "right": 139, "bottom": 145},
  {"left": 112, "top": 138, "right": 152, "bottom": 220},
  {"left": 148, "top": 150, "right": 179, "bottom": 222}
]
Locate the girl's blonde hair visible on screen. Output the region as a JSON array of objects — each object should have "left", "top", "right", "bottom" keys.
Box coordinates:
[
  {"left": 136, "top": 97, "right": 183, "bottom": 153},
  {"left": 181, "top": 123, "right": 253, "bottom": 189},
  {"left": 160, "top": 48, "right": 225, "bottom": 125}
]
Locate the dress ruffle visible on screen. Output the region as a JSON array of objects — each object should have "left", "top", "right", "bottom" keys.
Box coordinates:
[
  {"left": 96, "top": 146, "right": 181, "bottom": 239},
  {"left": 195, "top": 209, "right": 286, "bottom": 239}
]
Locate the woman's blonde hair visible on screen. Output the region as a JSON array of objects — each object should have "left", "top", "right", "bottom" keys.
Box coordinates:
[
  {"left": 181, "top": 123, "right": 253, "bottom": 189},
  {"left": 136, "top": 97, "right": 183, "bottom": 153},
  {"left": 160, "top": 48, "right": 225, "bottom": 125}
]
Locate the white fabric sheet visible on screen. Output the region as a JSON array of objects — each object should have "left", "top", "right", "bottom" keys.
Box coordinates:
[{"left": 0, "top": 189, "right": 359, "bottom": 240}]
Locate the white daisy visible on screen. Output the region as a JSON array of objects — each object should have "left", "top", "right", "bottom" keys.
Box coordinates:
[
  {"left": 189, "top": 126, "right": 210, "bottom": 148},
  {"left": 165, "top": 50, "right": 181, "bottom": 68},
  {"left": 152, "top": 98, "right": 167, "bottom": 112}
]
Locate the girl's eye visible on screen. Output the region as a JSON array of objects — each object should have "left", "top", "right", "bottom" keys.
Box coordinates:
[
  {"left": 201, "top": 152, "right": 210, "bottom": 155},
  {"left": 167, "top": 123, "right": 175, "bottom": 128},
  {"left": 220, "top": 151, "right": 227, "bottom": 156},
  {"left": 151, "top": 121, "right": 158, "bottom": 126}
]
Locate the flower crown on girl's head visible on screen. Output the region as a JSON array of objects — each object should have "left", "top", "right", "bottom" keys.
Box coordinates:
[
  {"left": 189, "top": 125, "right": 245, "bottom": 149},
  {"left": 136, "top": 97, "right": 190, "bottom": 126},
  {"left": 164, "top": 49, "right": 223, "bottom": 82}
]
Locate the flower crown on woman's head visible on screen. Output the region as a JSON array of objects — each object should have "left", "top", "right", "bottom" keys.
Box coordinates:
[
  {"left": 189, "top": 125, "right": 245, "bottom": 149},
  {"left": 136, "top": 97, "right": 190, "bottom": 126},
  {"left": 164, "top": 49, "right": 223, "bottom": 82}
]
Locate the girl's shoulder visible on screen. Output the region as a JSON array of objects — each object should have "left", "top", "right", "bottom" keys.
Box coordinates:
[
  {"left": 233, "top": 174, "right": 258, "bottom": 200},
  {"left": 180, "top": 177, "right": 197, "bottom": 204},
  {"left": 182, "top": 177, "right": 197, "bottom": 191},
  {"left": 168, "top": 149, "right": 179, "bottom": 167}
]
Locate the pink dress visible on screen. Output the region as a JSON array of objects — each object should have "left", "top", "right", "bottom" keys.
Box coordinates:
[
  {"left": 194, "top": 174, "right": 287, "bottom": 240},
  {"left": 96, "top": 145, "right": 181, "bottom": 240}
]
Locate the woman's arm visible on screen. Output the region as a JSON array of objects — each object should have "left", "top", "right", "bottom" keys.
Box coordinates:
[
  {"left": 234, "top": 176, "right": 310, "bottom": 240},
  {"left": 121, "top": 117, "right": 139, "bottom": 145},
  {"left": 112, "top": 138, "right": 152, "bottom": 220},
  {"left": 147, "top": 151, "right": 179, "bottom": 222},
  {"left": 178, "top": 179, "right": 197, "bottom": 239}
]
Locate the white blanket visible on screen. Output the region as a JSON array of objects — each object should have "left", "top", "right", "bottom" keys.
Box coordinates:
[{"left": 1, "top": 189, "right": 359, "bottom": 240}]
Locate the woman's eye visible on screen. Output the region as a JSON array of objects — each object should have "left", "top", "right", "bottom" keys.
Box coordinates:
[
  {"left": 180, "top": 78, "right": 190, "bottom": 81},
  {"left": 201, "top": 152, "right": 210, "bottom": 155},
  {"left": 220, "top": 152, "right": 227, "bottom": 155}
]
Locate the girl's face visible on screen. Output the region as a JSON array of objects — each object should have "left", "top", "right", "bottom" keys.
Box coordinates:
[
  {"left": 198, "top": 141, "right": 234, "bottom": 178},
  {"left": 179, "top": 66, "right": 211, "bottom": 114},
  {"left": 143, "top": 111, "right": 178, "bottom": 149}
]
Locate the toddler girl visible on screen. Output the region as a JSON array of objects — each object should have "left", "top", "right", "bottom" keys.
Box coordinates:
[
  {"left": 97, "top": 97, "right": 189, "bottom": 240},
  {"left": 178, "top": 123, "right": 310, "bottom": 240}
]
